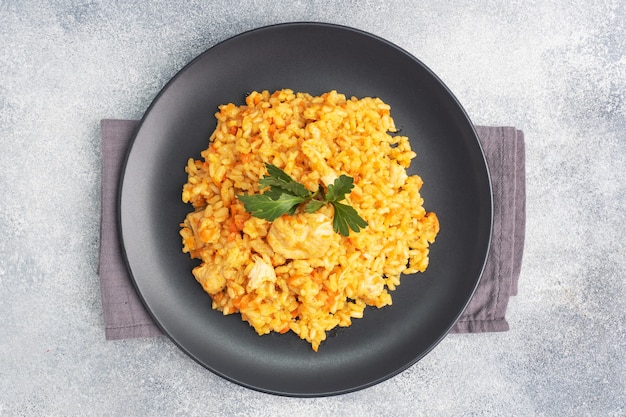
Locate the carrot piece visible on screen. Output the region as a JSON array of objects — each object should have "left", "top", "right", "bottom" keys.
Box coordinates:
[
  {"left": 324, "top": 291, "right": 338, "bottom": 311},
  {"left": 228, "top": 218, "right": 238, "bottom": 234},
  {"left": 233, "top": 294, "right": 251, "bottom": 309},
  {"left": 234, "top": 214, "right": 248, "bottom": 231},
  {"left": 240, "top": 152, "right": 253, "bottom": 163}
]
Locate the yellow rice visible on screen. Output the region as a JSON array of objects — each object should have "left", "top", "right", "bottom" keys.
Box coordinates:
[{"left": 180, "top": 89, "right": 439, "bottom": 351}]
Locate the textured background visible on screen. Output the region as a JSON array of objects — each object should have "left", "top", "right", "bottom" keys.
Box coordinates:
[{"left": 1, "top": 1, "right": 624, "bottom": 416}]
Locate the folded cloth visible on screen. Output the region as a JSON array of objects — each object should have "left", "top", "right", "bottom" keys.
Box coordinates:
[
  {"left": 99, "top": 120, "right": 525, "bottom": 339},
  {"left": 99, "top": 120, "right": 163, "bottom": 339},
  {"left": 449, "top": 126, "right": 525, "bottom": 333}
]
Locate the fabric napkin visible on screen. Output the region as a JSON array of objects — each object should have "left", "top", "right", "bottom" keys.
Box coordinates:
[
  {"left": 98, "top": 119, "right": 524, "bottom": 339},
  {"left": 99, "top": 120, "right": 163, "bottom": 339},
  {"left": 448, "top": 126, "right": 525, "bottom": 333}
]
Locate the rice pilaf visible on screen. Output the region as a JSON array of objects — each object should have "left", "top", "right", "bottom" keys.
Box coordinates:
[{"left": 180, "top": 89, "right": 439, "bottom": 351}]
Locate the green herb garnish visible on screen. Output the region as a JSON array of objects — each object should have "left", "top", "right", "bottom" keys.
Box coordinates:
[{"left": 237, "top": 163, "right": 368, "bottom": 236}]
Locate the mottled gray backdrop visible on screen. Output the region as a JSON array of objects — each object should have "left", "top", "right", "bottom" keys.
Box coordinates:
[{"left": 0, "top": 1, "right": 624, "bottom": 416}]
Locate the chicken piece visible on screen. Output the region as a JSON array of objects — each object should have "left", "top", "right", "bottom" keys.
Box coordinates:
[
  {"left": 301, "top": 137, "right": 338, "bottom": 186},
  {"left": 247, "top": 255, "right": 276, "bottom": 291},
  {"left": 357, "top": 273, "right": 385, "bottom": 298},
  {"left": 192, "top": 263, "right": 226, "bottom": 295},
  {"left": 182, "top": 209, "right": 206, "bottom": 250},
  {"left": 388, "top": 162, "right": 408, "bottom": 186},
  {"left": 267, "top": 211, "right": 334, "bottom": 260}
]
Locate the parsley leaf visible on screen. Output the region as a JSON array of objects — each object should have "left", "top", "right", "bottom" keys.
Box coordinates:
[
  {"left": 325, "top": 174, "right": 354, "bottom": 202},
  {"left": 237, "top": 192, "right": 307, "bottom": 221},
  {"left": 304, "top": 199, "right": 325, "bottom": 213},
  {"left": 330, "top": 201, "right": 369, "bottom": 236},
  {"left": 259, "top": 163, "right": 311, "bottom": 198},
  {"left": 237, "top": 163, "right": 367, "bottom": 236}
]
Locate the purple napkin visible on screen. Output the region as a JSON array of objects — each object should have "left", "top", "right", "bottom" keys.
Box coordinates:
[
  {"left": 99, "top": 120, "right": 524, "bottom": 339},
  {"left": 99, "top": 120, "right": 162, "bottom": 339},
  {"left": 449, "top": 126, "right": 525, "bottom": 333}
]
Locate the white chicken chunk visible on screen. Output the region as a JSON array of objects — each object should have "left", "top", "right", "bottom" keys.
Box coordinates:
[
  {"left": 247, "top": 255, "right": 276, "bottom": 291},
  {"left": 301, "top": 137, "right": 338, "bottom": 186},
  {"left": 357, "top": 273, "right": 385, "bottom": 299},
  {"left": 192, "top": 263, "right": 226, "bottom": 295},
  {"left": 267, "top": 211, "right": 334, "bottom": 259}
]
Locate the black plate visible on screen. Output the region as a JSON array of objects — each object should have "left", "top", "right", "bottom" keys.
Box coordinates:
[{"left": 119, "top": 22, "right": 492, "bottom": 397}]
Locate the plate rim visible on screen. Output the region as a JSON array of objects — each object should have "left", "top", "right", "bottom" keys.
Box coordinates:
[{"left": 118, "top": 21, "right": 493, "bottom": 397}]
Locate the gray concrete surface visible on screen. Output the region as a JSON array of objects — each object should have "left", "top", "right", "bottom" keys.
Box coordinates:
[{"left": 1, "top": 1, "right": 624, "bottom": 416}]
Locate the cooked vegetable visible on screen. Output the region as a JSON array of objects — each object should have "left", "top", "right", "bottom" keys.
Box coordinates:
[{"left": 238, "top": 163, "right": 367, "bottom": 236}]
